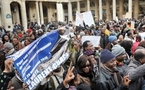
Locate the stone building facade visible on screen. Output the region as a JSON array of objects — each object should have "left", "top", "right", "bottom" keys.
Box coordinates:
[{"left": 0, "top": 0, "right": 144, "bottom": 31}]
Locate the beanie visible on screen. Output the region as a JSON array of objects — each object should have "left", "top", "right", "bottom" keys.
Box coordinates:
[
  {"left": 100, "top": 49, "right": 115, "bottom": 63},
  {"left": 4, "top": 42, "right": 14, "bottom": 50},
  {"left": 108, "top": 36, "right": 117, "bottom": 43},
  {"left": 112, "top": 44, "right": 125, "bottom": 57}
]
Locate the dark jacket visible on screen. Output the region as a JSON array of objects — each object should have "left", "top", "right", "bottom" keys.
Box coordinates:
[
  {"left": 100, "top": 35, "right": 109, "bottom": 49},
  {"left": 0, "top": 72, "right": 13, "bottom": 90},
  {"left": 95, "top": 68, "right": 128, "bottom": 90},
  {"left": 125, "top": 59, "right": 144, "bottom": 90},
  {"left": 57, "top": 82, "right": 92, "bottom": 90}
]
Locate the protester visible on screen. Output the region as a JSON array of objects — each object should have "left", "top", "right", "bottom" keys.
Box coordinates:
[
  {"left": 95, "top": 49, "right": 131, "bottom": 90},
  {"left": 76, "top": 55, "right": 94, "bottom": 89},
  {"left": 57, "top": 66, "right": 91, "bottom": 90},
  {"left": 125, "top": 49, "right": 145, "bottom": 90},
  {"left": 0, "top": 58, "right": 14, "bottom": 90}
]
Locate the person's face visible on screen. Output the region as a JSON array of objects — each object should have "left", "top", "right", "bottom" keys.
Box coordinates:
[
  {"left": 118, "top": 35, "right": 123, "bottom": 41},
  {"left": 73, "top": 41, "right": 80, "bottom": 51},
  {"left": 82, "top": 60, "right": 91, "bottom": 73},
  {"left": 25, "top": 40, "right": 30, "bottom": 46},
  {"left": 116, "top": 52, "right": 127, "bottom": 62},
  {"left": 12, "top": 38, "right": 18, "bottom": 46},
  {"left": 4, "top": 35, "right": 9, "bottom": 41},
  {"left": 30, "top": 34, "right": 35, "bottom": 40},
  {"left": 85, "top": 42, "right": 94, "bottom": 51},
  {"left": 104, "top": 58, "right": 117, "bottom": 71}
]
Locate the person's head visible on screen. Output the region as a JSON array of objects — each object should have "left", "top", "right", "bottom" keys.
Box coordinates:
[
  {"left": 24, "top": 38, "right": 31, "bottom": 46},
  {"left": 117, "top": 34, "right": 124, "bottom": 42},
  {"left": 114, "top": 25, "right": 120, "bottom": 31},
  {"left": 30, "top": 33, "right": 36, "bottom": 41},
  {"left": 127, "top": 31, "right": 134, "bottom": 38},
  {"left": 83, "top": 50, "right": 97, "bottom": 65},
  {"left": 101, "top": 49, "right": 116, "bottom": 70},
  {"left": 83, "top": 40, "right": 94, "bottom": 52},
  {"left": 76, "top": 55, "right": 93, "bottom": 75},
  {"left": 2, "top": 34, "right": 10, "bottom": 42},
  {"left": 134, "top": 49, "right": 145, "bottom": 64},
  {"left": 135, "top": 35, "right": 141, "bottom": 42},
  {"left": 12, "top": 37, "right": 19, "bottom": 46},
  {"left": 120, "top": 40, "right": 133, "bottom": 51},
  {"left": 112, "top": 45, "right": 126, "bottom": 62},
  {"left": 72, "top": 40, "right": 81, "bottom": 51},
  {"left": 139, "top": 41, "right": 145, "bottom": 48},
  {"left": 108, "top": 36, "right": 118, "bottom": 45},
  {"left": 4, "top": 42, "right": 14, "bottom": 53}
]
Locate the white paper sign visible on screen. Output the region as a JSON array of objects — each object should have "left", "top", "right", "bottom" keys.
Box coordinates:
[
  {"left": 75, "top": 11, "right": 95, "bottom": 27},
  {"left": 139, "top": 32, "right": 145, "bottom": 41},
  {"left": 81, "top": 36, "right": 101, "bottom": 47}
]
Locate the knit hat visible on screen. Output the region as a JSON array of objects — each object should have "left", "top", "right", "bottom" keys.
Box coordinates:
[
  {"left": 4, "top": 42, "right": 14, "bottom": 50},
  {"left": 100, "top": 49, "right": 115, "bottom": 63},
  {"left": 108, "top": 36, "right": 117, "bottom": 43},
  {"left": 112, "top": 44, "right": 125, "bottom": 57}
]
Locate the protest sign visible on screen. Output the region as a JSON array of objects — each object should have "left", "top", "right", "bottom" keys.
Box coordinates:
[
  {"left": 75, "top": 11, "right": 84, "bottom": 26},
  {"left": 75, "top": 11, "right": 95, "bottom": 27},
  {"left": 56, "top": 3, "right": 64, "bottom": 22},
  {"left": 81, "top": 36, "right": 101, "bottom": 47},
  {"left": 8, "top": 30, "right": 70, "bottom": 89},
  {"left": 125, "top": 12, "right": 131, "bottom": 19},
  {"left": 139, "top": 32, "right": 145, "bottom": 41},
  {"left": 82, "top": 11, "right": 95, "bottom": 26}
]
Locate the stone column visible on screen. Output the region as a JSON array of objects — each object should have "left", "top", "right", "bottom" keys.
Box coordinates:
[
  {"left": 77, "top": 1, "right": 80, "bottom": 12},
  {"left": 134, "top": 0, "right": 139, "bottom": 19},
  {"left": 21, "top": 1, "right": 28, "bottom": 31},
  {"left": 15, "top": 3, "right": 20, "bottom": 24},
  {"left": 99, "top": 0, "right": 102, "bottom": 20},
  {"left": 128, "top": 0, "right": 132, "bottom": 18},
  {"left": 119, "top": 0, "right": 123, "bottom": 19},
  {"left": 39, "top": 2, "right": 44, "bottom": 24},
  {"left": 1, "top": 0, "right": 13, "bottom": 31},
  {"left": 68, "top": 2, "right": 73, "bottom": 21},
  {"left": 112, "top": 0, "right": 116, "bottom": 20},
  {"left": 106, "top": 0, "right": 110, "bottom": 20},
  {"left": 35, "top": 1, "right": 40, "bottom": 25},
  {"left": 95, "top": 0, "right": 98, "bottom": 20},
  {"left": 87, "top": 0, "right": 90, "bottom": 11}
]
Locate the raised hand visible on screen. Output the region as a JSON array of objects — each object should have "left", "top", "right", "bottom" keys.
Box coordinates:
[{"left": 3, "top": 58, "right": 14, "bottom": 73}]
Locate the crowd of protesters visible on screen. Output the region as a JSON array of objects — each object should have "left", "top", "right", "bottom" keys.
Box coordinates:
[{"left": 1, "top": 18, "right": 145, "bottom": 90}]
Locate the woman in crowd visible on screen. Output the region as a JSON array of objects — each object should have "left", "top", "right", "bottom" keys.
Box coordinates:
[
  {"left": 76, "top": 55, "right": 95, "bottom": 90},
  {"left": 2, "top": 34, "right": 10, "bottom": 44}
]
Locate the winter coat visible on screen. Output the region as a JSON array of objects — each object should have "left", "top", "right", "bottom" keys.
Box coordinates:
[
  {"left": 100, "top": 35, "right": 109, "bottom": 49},
  {"left": 0, "top": 72, "right": 14, "bottom": 90},
  {"left": 125, "top": 59, "right": 144, "bottom": 90},
  {"left": 94, "top": 67, "right": 128, "bottom": 90},
  {"left": 57, "top": 82, "right": 92, "bottom": 90}
]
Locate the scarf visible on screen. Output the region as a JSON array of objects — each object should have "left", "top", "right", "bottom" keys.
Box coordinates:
[{"left": 102, "top": 64, "right": 120, "bottom": 85}]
